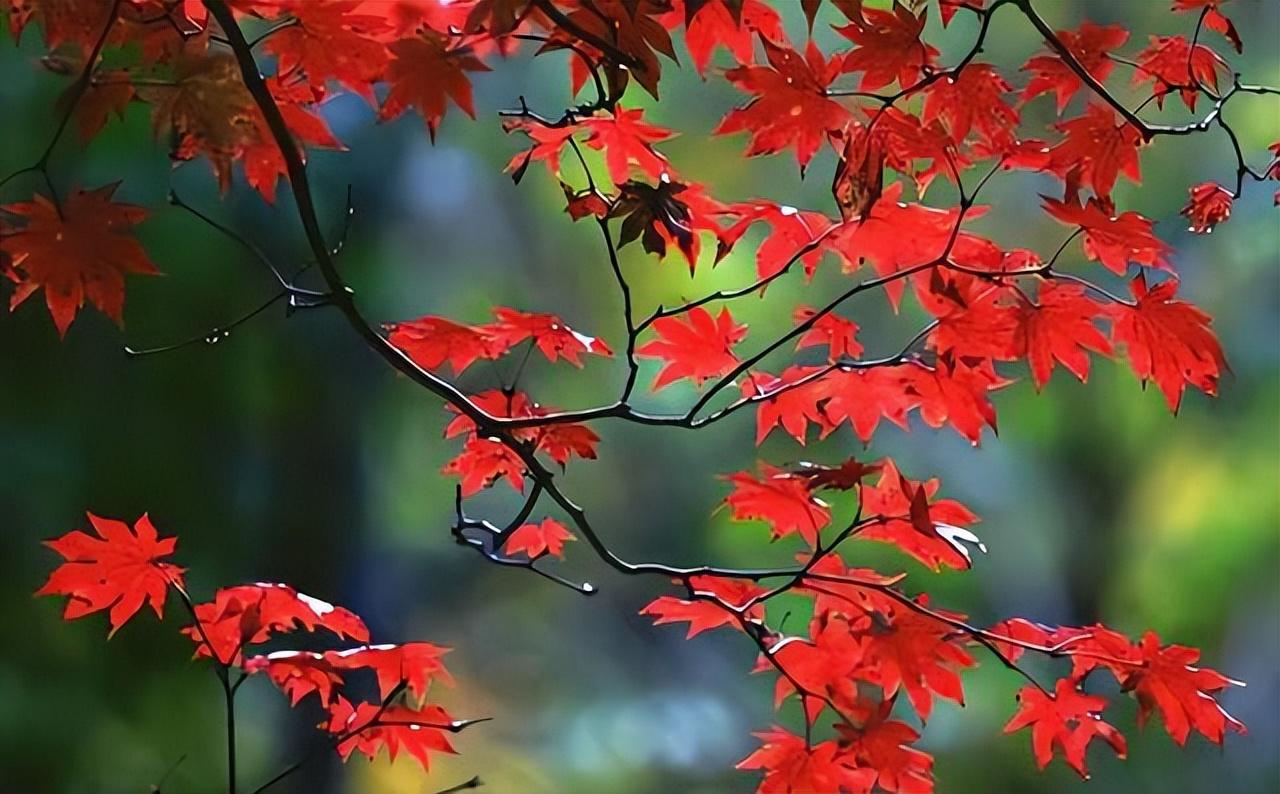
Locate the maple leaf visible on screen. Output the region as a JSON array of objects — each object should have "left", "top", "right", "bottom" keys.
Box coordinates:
[
  {"left": 1041, "top": 196, "right": 1169, "bottom": 274},
  {"left": 263, "top": 0, "right": 390, "bottom": 103},
  {"left": 442, "top": 390, "right": 596, "bottom": 470},
  {"left": 1181, "top": 182, "right": 1234, "bottom": 233},
  {"left": 327, "top": 642, "right": 454, "bottom": 700},
  {"left": 7, "top": 0, "right": 116, "bottom": 55},
  {"left": 829, "top": 183, "right": 970, "bottom": 309},
  {"left": 244, "top": 650, "right": 345, "bottom": 705},
  {"left": 1132, "top": 35, "right": 1228, "bottom": 112},
  {"left": 534, "top": 422, "right": 601, "bottom": 468},
  {"left": 379, "top": 30, "right": 489, "bottom": 138},
  {"left": 560, "top": 0, "right": 675, "bottom": 100},
  {"left": 677, "top": 0, "right": 786, "bottom": 76},
  {"left": 385, "top": 315, "right": 502, "bottom": 375},
  {"left": 922, "top": 62, "right": 1020, "bottom": 153},
  {"left": 1172, "top": 0, "right": 1242, "bottom": 52},
  {"left": 1, "top": 183, "right": 158, "bottom": 337},
  {"left": 795, "top": 307, "right": 863, "bottom": 360},
  {"left": 327, "top": 698, "right": 457, "bottom": 772},
  {"left": 1108, "top": 631, "right": 1246, "bottom": 746},
  {"left": 636, "top": 306, "right": 747, "bottom": 389},
  {"left": 1021, "top": 22, "right": 1128, "bottom": 112},
  {"left": 610, "top": 179, "right": 699, "bottom": 265},
  {"left": 486, "top": 307, "right": 613, "bottom": 366},
  {"left": 36, "top": 513, "right": 184, "bottom": 636},
  {"left": 737, "top": 728, "right": 875, "bottom": 794},
  {"left": 798, "top": 554, "right": 906, "bottom": 620},
  {"left": 580, "top": 107, "right": 674, "bottom": 185},
  {"left": 744, "top": 366, "right": 833, "bottom": 445},
  {"left": 716, "top": 40, "right": 851, "bottom": 168},
  {"left": 724, "top": 466, "right": 832, "bottom": 547},
  {"left": 443, "top": 436, "right": 526, "bottom": 496},
  {"left": 503, "top": 518, "right": 576, "bottom": 559},
  {"left": 1016, "top": 281, "right": 1113, "bottom": 389},
  {"left": 69, "top": 73, "right": 133, "bottom": 143},
  {"left": 926, "top": 281, "right": 1023, "bottom": 364},
  {"left": 1112, "top": 274, "right": 1226, "bottom": 412},
  {"left": 792, "top": 458, "right": 883, "bottom": 492},
  {"left": 721, "top": 201, "right": 833, "bottom": 280},
  {"left": 240, "top": 75, "right": 344, "bottom": 203},
  {"left": 182, "top": 582, "right": 369, "bottom": 664},
  {"left": 1004, "top": 679, "right": 1127, "bottom": 779},
  {"left": 858, "top": 460, "right": 982, "bottom": 571},
  {"left": 640, "top": 574, "right": 767, "bottom": 638},
  {"left": 138, "top": 45, "right": 258, "bottom": 193},
  {"left": 1048, "top": 105, "right": 1143, "bottom": 199},
  {"left": 764, "top": 617, "right": 867, "bottom": 724},
  {"left": 855, "top": 600, "right": 976, "bottom": 722},
  {"left": 836, "top": 2, "right": 938, "bottom": 91},
  {"left": 820, "top": 366, "right": 920, "bottom": 443},
  {"left": 903, "top": 358, "right": 1005, "bottom": 444},
  {"left": 837, "top": 708, "right": 936, "bottom": 794}
]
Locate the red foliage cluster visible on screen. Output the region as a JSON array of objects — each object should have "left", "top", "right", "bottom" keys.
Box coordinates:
[
  {"left": 38, "top": 514, "right": 466, "bottom": 778},
  {"left": 12, "top": 0, "right": 1273, "bottom": 790}
]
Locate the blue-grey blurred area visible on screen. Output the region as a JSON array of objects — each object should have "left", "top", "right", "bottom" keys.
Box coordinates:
[{"left": 1, "top": 2, "right": 1277, "bottom": 793}]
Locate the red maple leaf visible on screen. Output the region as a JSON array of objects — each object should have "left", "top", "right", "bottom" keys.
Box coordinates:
[
  {"left": 579, "top": 107, "right": 674, "bottom": 185},
  {"left": 1119, "top": 631, "right": 1246, "bottom": 746},
  {"left": 856, "top": 600, "right": 976, "bottom": 722},
  {"left": 922, "top": 62, "right": 1019, "bottom": 153},
  {"left": 183, "top": 582, "right": 369, "bottom": 664},
  {"left": 385, "top": 315, "right": 502, "bottom": 375},
  {"left": 1112, "top": 274, "right": 1226, "bottom": 412},
  {"left": 1181, "top": 182, "right": 1234, "bottom": 233},
  {"left": 820, "top": 366, "right": 920, "bottom": 443},
  {"left": 764, "top": 617, "right": 866, "bottom": 724},
  {"left": 379, "top": 31, "right": 489, "bottom": 138},
  {"left": 858, "top": 459, "right": 982, "bottom": 571},
  {"left": 716, "top": 40, "right": 851, "bottom": 168},
  {"left": 1048, "top": 105, "right": 1143, "bottom": 199},
  {"left": 1021, "top": 22, "right": 1128, "bottom": 112},
  {"left": 737, "top": 728, "right": 875, "bottom": 794},
  {"left": 1003, "top": 679, "right": 1127, "bottom": 779},
  {"left": 1132, "top": 35, "right": 1228, "bottom": 112},
  {"left": 36, "top": 513, "right": 184, "bottom": 636},
  {"left": 244, "top": 650, "right": 345, "bottom": 706},
  {"left": 2, "top": 183, "right": 158, "bottom": 337},
  {"left": 533, "top": 422, "right": 601, "bottom": 467},
  {"left": 503, "top": 518, "right": 576, "bottom": 559},
  {"left": 240, "top": 75, "right": 345, "bottom": 204},
  {"left": 1042, "top": 196, "right": 1169, "bottom": 274},
  {"left": 724, "top": 466, "right": 832, "bottom": 547},
  {"left": 327, "top": 642, "right": 454, "bottom": 700},
  {"left": 636, "top": 306, "right": 747, "bottom": 389},
  {"left": 795, "top": 307, "right": 863, "bottom": 360},
  {"left": 442, "top": 436, "right": 526, "bottom": 496},
  {"left": 744, "top": 366, "right": 832, "bottom": 445},
  {"left": 721, "top": 201, "right": 833, "bottom": 280},
  {"left": 327, "top": 698, "right": 457, "bottom": 772},
  {"left": 903, "top": 358, "right": 1005, "bottom": 444},
  {"left": 640, "top": 574, "right": 767, "bottom": 638},
  {"left": 486, "top": 307, "right": 613, "bottom": 366},
  {"left": 263, "top": 0, "right": 390, "bottom": 103},
  {"left": 837, "top": 707, "right": 936, "bottom": 794},
  {"left": 836, "top": 2, "right": 938, "bottom": 91},
  {"left": 1172, "top": 0, "right": 1242, "bottom": 52},
  {"left": 1016, "top": 281, "right": 1113, "bottom": 389},
  {"left": 676, "top": 0, "right": 786, "bottom": 76}
]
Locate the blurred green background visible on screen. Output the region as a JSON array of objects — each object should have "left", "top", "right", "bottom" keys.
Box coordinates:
[{"left": 1, "top": 2, "right": 1277, "bottom": 793}]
